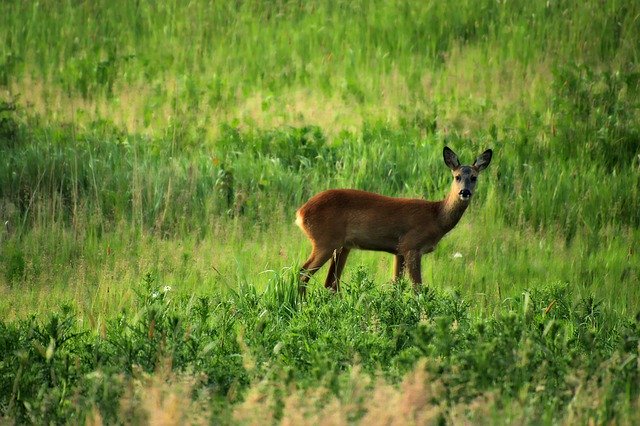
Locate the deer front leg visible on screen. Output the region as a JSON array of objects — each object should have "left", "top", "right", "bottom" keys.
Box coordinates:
[
  {"left": 393, "top": 254, "right": 405, "bottom": 281},
  {"left": 404, "top": 250, "right": 422, "bottom": 290}
]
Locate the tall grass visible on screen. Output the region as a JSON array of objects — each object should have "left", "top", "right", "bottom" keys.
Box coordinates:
[
  {"left": 1, "top": 101, "right": 638, "bottom": 317},
  {"left": 2, "top": 1, "right": 638, "bottom": 132},
  {"left": 1, "top": 0, "right": 639, "bottom": 423},
  {"left": 1, "top": 275, "right": 639, "bottom": 423}
]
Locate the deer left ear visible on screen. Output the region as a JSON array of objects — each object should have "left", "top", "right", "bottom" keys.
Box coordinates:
[
  {"left": 443, "top": 146, "right": 460, "bottom": 170},
  {"left": 473, "top": 149, "right": 493, "bottom": 171}
]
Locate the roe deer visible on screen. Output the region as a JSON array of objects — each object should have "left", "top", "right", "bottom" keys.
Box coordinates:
[{"left": 295, "top": 146, "right": 492, "bottom": 294}]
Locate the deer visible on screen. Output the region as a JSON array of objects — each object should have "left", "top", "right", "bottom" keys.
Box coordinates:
[{"left": 295, "top": 146, "right": 492, "bottom": 294}]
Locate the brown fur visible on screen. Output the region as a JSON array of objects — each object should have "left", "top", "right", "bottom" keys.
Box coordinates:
[{"left": 296, "top": 147, "right": 492, "bottom": 293}]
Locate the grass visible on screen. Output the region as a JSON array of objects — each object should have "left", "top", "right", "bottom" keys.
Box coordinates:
[
  {"left": 3, "top": 1, "right": 637, "bottom": 135},
  {"left": 1, "top": 0, "right": 639, "bottom": 423},
  {"left": 1, "top": 276, "right": 639, "bottom": 423}
]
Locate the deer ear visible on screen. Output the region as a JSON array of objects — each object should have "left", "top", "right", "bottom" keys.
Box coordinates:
[
  {"left": 443, "top": 147, "right": 460, "bottom": 170},
  {"left": 473, "top": 149, "right": 493, "bottom": 171}
]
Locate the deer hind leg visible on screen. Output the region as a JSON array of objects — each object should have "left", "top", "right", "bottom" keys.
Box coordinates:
[
  {"left": 299, "top": 247, "right": 334, "bottom": 295},
  {"left": 324, "top": 247, "right": 350, "bottom": 291},
  {"left": 393, "top": 254, "right": 405, "bottom": 281},
  {"left": 404, "top": 250, "right": 422, "bottom": 290}
]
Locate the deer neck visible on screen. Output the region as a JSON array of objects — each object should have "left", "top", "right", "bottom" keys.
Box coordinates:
[{"left": 438, "top": 189, "right": 470, "bottom": 233}]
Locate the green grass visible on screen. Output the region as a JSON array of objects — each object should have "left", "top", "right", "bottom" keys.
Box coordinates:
[
  {"left": 1, "top": 0, "right": 639, "bottom": 423},
  {"left": 1, "top": 275, "right": 639, "bottom": 423}
]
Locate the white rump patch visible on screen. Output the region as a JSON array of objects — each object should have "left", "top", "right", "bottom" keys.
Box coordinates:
[{"left": 295, "top": 210, "right": 304, "bottom": 228}]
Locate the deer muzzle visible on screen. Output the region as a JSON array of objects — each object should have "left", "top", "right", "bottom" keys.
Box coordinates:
[{"left": 459, "top": 189, "right": 471, "bottom": 200}]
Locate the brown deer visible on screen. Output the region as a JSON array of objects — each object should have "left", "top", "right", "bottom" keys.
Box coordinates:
[{"left": 295, "top": 146, "right": 492, "bottom": 294}]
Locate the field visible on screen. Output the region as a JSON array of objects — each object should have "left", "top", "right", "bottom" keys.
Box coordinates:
[{"left": 1, "top": 0, "right": 639, "bottom": 424}]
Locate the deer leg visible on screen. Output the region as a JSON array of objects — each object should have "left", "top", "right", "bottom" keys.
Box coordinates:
[
  {"left": 299, "top": 248, "right": 334, "bottom": 295},
  {"left": 325, "top": 247, "right": 350, "bottom": 291},
  {"left": 393, "top": 254, "right": 405, "bottom": 281},
  {"left": 405, "top": 250, "right": 422, "bottom": 290}
]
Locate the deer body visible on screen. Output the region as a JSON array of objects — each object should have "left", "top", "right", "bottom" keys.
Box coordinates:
[{"left": 296, "top": 147, "right": 492, "bottom": 293}]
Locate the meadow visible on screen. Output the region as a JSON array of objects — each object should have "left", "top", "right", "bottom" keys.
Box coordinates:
[{"left": 1, "top": 0, "right": 639, "bottom": 423}]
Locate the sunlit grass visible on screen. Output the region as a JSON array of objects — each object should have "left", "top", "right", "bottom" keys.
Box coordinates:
[{"left": 1, "top": 0, "right": 639, "bottom": 423}]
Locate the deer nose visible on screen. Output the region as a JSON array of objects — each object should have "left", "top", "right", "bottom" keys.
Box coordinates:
[{"left": 459, "top": 189, "right": 471, "bottom": 199}]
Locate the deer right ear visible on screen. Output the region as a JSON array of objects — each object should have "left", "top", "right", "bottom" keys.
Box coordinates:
[
  {"left": 443, "top": 147, "right": 460, "bottom": 170},
  {"left": 473, "top": 149, "right": 493, "bottom": 171}
]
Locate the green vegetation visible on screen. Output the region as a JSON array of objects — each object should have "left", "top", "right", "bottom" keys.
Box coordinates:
[
  {"left": 1, "top": 276, "right": 639, "bottom": 423},
  {"left": 1, "top": 0, "right": 639, "bottom": 423}
]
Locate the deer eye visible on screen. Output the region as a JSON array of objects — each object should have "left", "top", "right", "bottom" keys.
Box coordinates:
[
  {"left": 455, "top": 175, "right": 461, "bottom": 182},
  {"left": 471, "top": 176, "right": 477, "bottom": 182}
]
